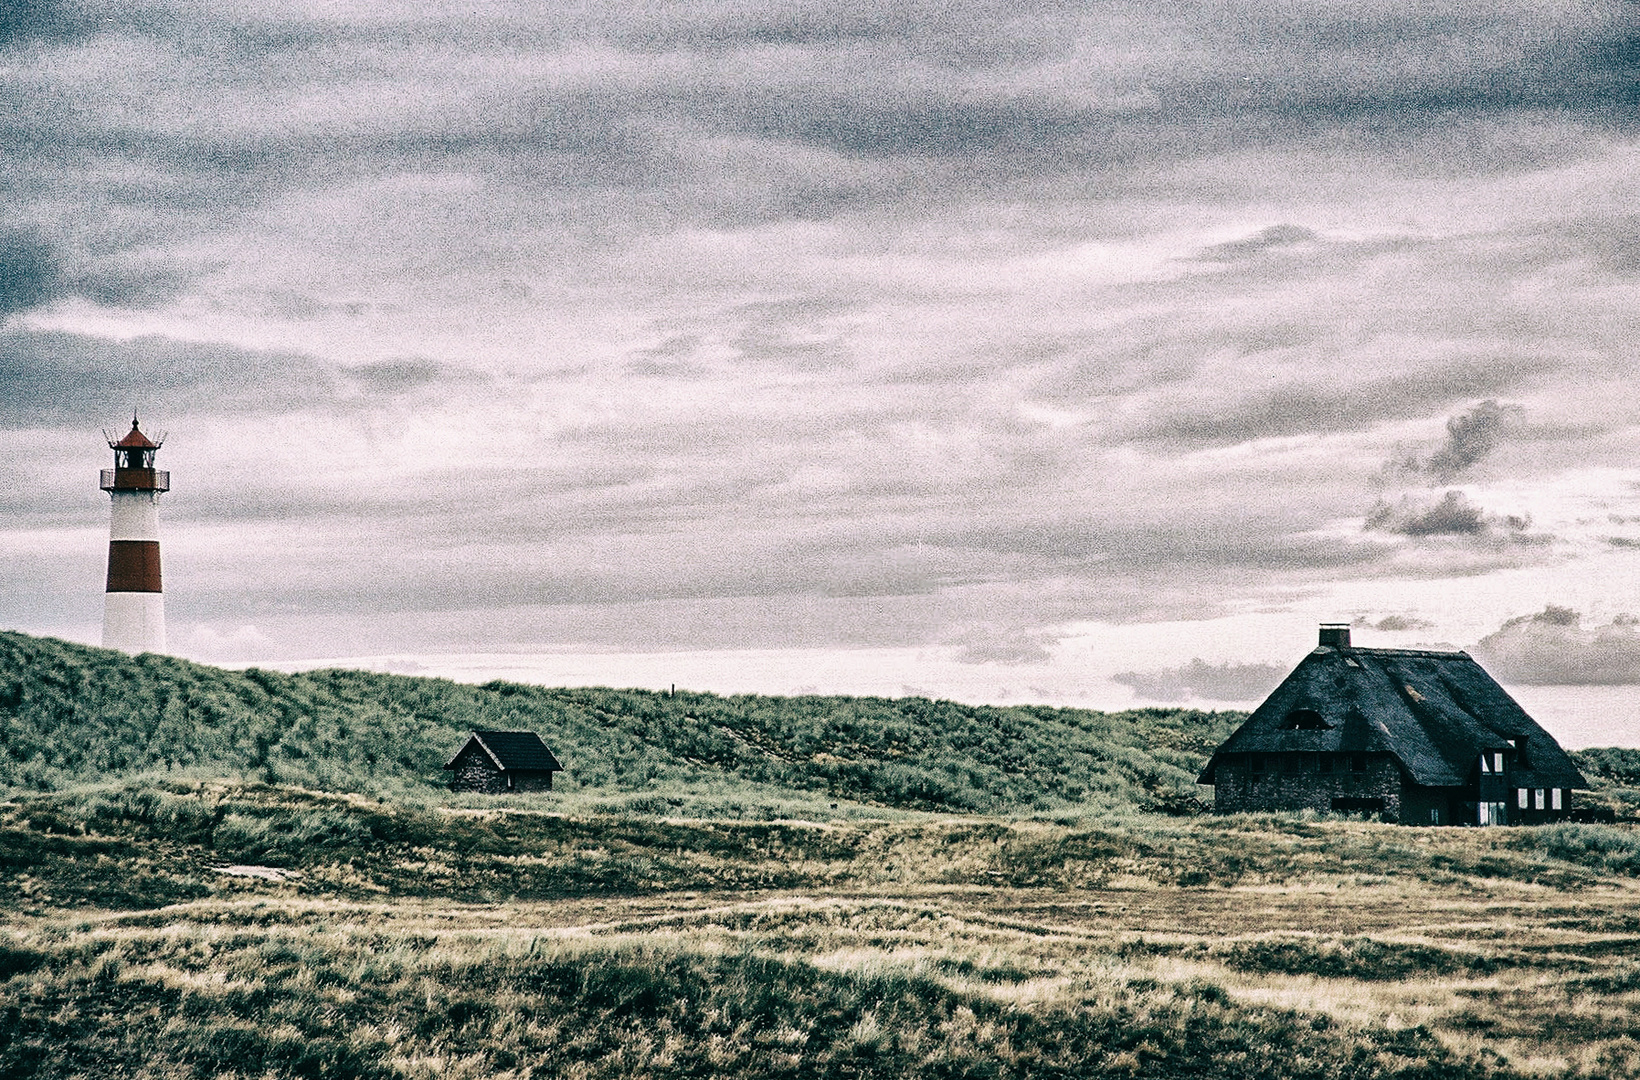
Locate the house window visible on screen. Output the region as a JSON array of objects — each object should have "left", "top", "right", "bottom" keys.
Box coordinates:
[
  {"left": 1534, "top": 788, "right": 1545, "bottom": 810},
  {"left": 1494, "top": 752, "right": 1505, "bottom": 773},
  {"left": 1282, "top": 709, "right": 1331, "bottom": 730},
  {"left": 1551, "top": 788, "right": 1562, "bottom": 810},
  {"left": 507, "top": 774, "right": 515, "bottom": 790},
  {"left": 1480, "top": 754, "right": 1491, "bottom": 774},
  {"left": 1517, "top": 788, "right": 1528, "bottom": 809},
  {"left": 1430, "top": 809, "right": 1441, "bottom": 824}
]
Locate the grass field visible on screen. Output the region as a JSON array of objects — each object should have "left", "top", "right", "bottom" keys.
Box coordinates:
[
  {"left": 4, "top": 780, "right": 1640, "bottom": 1079},
  {"left": 5, "top": 632, "right": 1640, "bottom": 1077}
]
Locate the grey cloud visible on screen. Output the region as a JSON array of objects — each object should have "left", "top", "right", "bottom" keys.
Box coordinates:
[
  {"left": 1366, "top": 490, "right": 1488, "bottom": 536},
  {"left": 1158, "top": 10, "right": 1640, "bottom": 131},
  {"left": 725, "top": 95, "right": 1115, "bottom": 164},
  {"left": 1, "top": 0, "right": 191, "bottom": 46},
  {"left": 1196, "top": 224, "right": 1317, "bottom": 263},
  {"left": 946, "top": 622, "right": 1057, "bottom": 665},
  {"left": 0, "top": 329, "right": 463, "bottom": 429},
  {"left": 1423, "top": 400, "right": 1521, "bottom": 479},
  {"left": 349, "top": 359, "right": 449, "bottom": 395},
  {"left": 604, "top": 0, "right": 1079, "bottom": 64},
  {"left": 66, "top": 257, "right": 196, "bottom": 310},
  {"left": 1365, "top": 490, "right": 1544, "bottom": 542},
  {"left": 1354, "top": 614, "right": 1435, "bottom": 632},
  {"left": 1559, "top": 215, "right": 1640, "bottom": 277},
  {"left": 1112, "top": 658, "right": 1286, "bottom": 702},
  {"left": 1, "top": 0, "right": 77, "bottom": 46},
  {"left": 1472, "top": 606, "right": 1640, "bottom": 685},
  {"left": 1113, "top": 355, "right": 1546, "bottom": 449},
  {"left": 0, "top": 225, "right": 199, "bottom": 317},
  {"left": 0, "top": 232, "right": 60, "bottom": 318},
  {"left": 0, "top": 330, "right": 330, "bottom": 427}
]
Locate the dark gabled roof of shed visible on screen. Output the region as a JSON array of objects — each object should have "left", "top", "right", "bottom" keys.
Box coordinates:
[
  {"left": 444, "top": 730, "right": 563, "bottom": 772},
  {"left": 1198, "top": 646, "right": 1586, "bottom": 789}
]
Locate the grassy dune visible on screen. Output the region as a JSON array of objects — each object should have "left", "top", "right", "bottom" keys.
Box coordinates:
[{"left": 0, "top": 631, "right": 1232, "bottom": 814}]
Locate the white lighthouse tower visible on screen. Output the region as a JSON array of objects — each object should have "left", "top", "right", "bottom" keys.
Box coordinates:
[{"left": 100, "top": 417, "right": 168, "bottom": 653}]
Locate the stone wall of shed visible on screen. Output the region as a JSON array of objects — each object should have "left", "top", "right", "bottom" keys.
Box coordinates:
[
  {"left": 447, "top": 764, "right": 555, "bottom": 794},
  {"left": 448, "top": 762, "right": 508, "bottom": 794},
  {"left": 509, "top": 770, "right": 554, "bottom": 792},
  {"left": 1211, "top": 754, "right": 1403, "bottom": 820}
]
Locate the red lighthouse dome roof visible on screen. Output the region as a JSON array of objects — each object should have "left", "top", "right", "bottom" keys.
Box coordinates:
[{"left": 113, "top": 419, "right": 158, "bottom": 449}]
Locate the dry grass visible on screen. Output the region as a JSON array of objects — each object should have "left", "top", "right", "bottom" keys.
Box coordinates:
[{"left": 3, "top": 783, "right": 1640, "bottom": 1078}]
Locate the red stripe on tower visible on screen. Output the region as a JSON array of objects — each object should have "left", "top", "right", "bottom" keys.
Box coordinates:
[{"left": 106, "top": 541, "right": 162, "bottom": 592}]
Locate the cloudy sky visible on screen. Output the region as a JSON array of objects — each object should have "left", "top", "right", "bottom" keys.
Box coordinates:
[{"left": 4, "top": 0, "right": 1640, "bottom": 743}]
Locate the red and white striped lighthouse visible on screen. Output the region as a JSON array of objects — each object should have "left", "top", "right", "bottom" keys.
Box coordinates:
[{"left": 100, "top": 417, "right": 169, "bottom": 653}]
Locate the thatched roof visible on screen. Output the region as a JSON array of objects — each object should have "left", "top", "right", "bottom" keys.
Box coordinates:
[
  {"left": 444, "top": 730, "right": 563, "bottom": 773},
  {"left": 1198, "top": 644, "right": 1586, "bottom": 789}
]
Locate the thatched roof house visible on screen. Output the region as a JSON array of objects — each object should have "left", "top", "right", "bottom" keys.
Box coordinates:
[
  {"left": 445, "top": 730, "right": 563, "bottom": 793},
  {"left": 1198, "top": 625, "right": 1585, "bottom": 825}
]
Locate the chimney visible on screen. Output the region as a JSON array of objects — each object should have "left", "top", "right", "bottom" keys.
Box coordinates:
[{"left": 1318, "top": 623, "right": 1351, "bottom": 649}]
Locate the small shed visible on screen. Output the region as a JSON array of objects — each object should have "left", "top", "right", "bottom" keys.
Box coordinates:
[{"left": 444, "top": 730, "right": 564, "bottom": 793}]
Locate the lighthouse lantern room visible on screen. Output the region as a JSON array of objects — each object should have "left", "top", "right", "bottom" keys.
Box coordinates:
[{"left": 100, "top": 417, "right": 169, "bottom": 653}]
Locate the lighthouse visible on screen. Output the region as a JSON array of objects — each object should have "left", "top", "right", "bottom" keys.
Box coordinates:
[{"left": 100, "top": 417, "right": 168, "bottom": 653}]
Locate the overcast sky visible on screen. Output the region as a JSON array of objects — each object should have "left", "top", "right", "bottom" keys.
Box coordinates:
[{"left": 5, "top": 0, "right": 1640, "bottom": 739}]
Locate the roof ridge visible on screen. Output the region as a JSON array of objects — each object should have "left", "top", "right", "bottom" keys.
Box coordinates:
[{"left": 1344, "top": 647, "right": 1470, "bottom": 658}]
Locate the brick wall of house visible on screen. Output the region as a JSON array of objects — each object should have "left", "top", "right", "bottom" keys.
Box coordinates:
[{"left": 1211, "top": 753, "right": 1403, "bottom": 819}]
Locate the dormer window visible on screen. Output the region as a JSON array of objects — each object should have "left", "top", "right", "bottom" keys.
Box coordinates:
[{"left": 1281, "top": 708, "right": 1332, "bottom": 730}]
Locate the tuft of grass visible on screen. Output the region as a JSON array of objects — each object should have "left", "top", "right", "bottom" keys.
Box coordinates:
[
  {"left": 1216, "top": 937, "right": 1501, "bottom": 981},
  {"left": 1511, "top": 823, "right": 1640, "bottom": 876}
]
